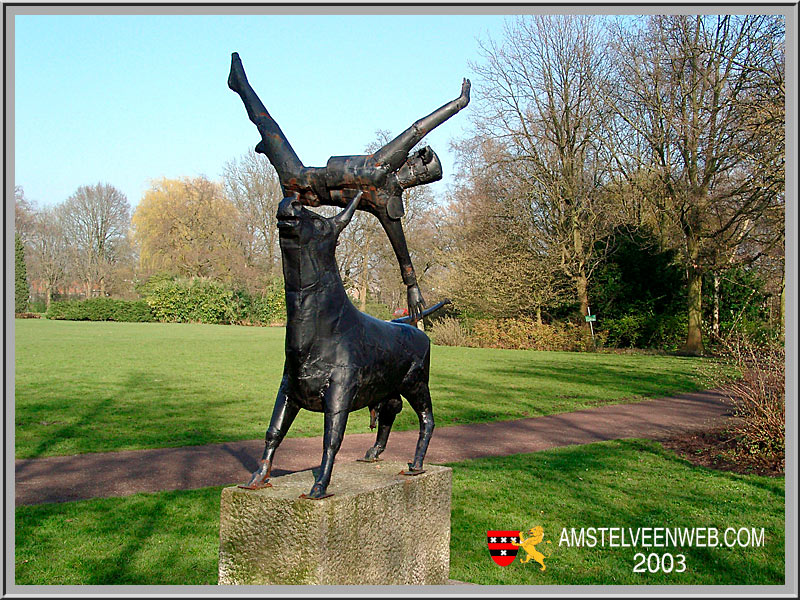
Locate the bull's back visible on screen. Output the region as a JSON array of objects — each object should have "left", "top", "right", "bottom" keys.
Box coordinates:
[{"left": 358, "top": 312, "right": 430, "bottom": 362}]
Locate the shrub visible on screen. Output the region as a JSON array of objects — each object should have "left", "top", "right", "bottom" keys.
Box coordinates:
[
  {"left": 45, "top": 298, "right": 155, "bottom": 322},
  {"left": 361, "top": 300, "right": 393, "bottom": 321},
  {"left": 27, "top": 299, "right": 47, "bottom": 314},
  {"left": 602, "top": 314, "right": 648, "bottom": 348},
  {"left": 430, "top": 317, "right": 473, "bottom": 347},
  {"left": 717, "top": 334, "right": 784, "bottom": 471},
  {"left": 599, "top": 311, "right": 688, "bottom": 351},
  {"left": 469, "top": 318, "right": 603, "bottom": 352},
  {"left": 144, "top": 278, "right": 237, "bottom": 325},
  {"left": 248, "top": 279, "right": 287, "bottom": 325},
  {"left": 134, "top": 271, "right": 177, "bottom": 298},
  {"left": 645, "top": 312, "right": 688, "bottom": 351}
]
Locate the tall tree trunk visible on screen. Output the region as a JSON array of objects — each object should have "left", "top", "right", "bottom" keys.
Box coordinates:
[
  {"left": 712, "top": 272, "right": 720, "bottom": 338},
  {"left": 573, "top": 221, "right": 591, "bottom": 328},
  {"left": 46, "top": 287, "right": 52, "bottom": 309},
  {"left": 536, "top": 305, "right": 543, "bottom": 325},
  {"left": 682, "top": 235, "right": 704, "bottom": 355},
  {"left": 575, "top": 272, "right": 590, "bottom": 329}
]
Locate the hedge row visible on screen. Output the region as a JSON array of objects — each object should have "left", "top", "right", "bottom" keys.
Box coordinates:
[
  {"left": 430, "top": 317, "right": 603, "bottom": 352},
  {"left": 430, "top": 313, "right": 693, "bottom": 352},
  {"left": 46, "top": 298, "right": 155, "bottom": 322},
  {"left": 44, "top": 278, "right": 288, "bottom": 326},
  {"left": 145, "top": 279, "right": 236, "bottom": 324},
  {"left": 143, "top": 278, "right": 287, "bottom": 325}
]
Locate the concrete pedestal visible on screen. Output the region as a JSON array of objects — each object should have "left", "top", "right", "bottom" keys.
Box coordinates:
[{"left": 218, "top": 461, "right": 452, "bottom": 585}]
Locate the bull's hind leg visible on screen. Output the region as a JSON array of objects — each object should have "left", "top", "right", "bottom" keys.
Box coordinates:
[
  {"left": 240, "top": 376, "right": 300, "bottom": 490},
  {"left": 362, "top": 396, "right": 402, "bottom": 462},
  {"left": 401, "top": 379, "right": 435, "bottom": 474}
]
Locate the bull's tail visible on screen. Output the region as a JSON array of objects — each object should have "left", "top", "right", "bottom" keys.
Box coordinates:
[{"left": 391, "top": 299, "right": 452, "bottom": 324}]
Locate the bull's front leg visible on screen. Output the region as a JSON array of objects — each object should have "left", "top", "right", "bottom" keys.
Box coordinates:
[
  {"left": 239, "top": 375, "right": 300, "bottom": 490},
  {"left": 303, "top": 375, "right": 355, "bottom": 499},
  {"left": 303, "top": 408, "right": 348, "bottom": 499}
]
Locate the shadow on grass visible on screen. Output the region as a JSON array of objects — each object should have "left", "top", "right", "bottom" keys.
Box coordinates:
[
  {"left": 15, "top": 371, "right": 223, "bottom": 460},
  {"left": 16, "top": 488, "right": 220, "bottom": 585},
  {"left": 487, "top": 358, "right": 703, "bottom": 397}
]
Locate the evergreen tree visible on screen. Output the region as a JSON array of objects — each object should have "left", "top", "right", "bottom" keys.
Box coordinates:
[{"left": 15, "top": 233, "right": 30, "bottom": 313}]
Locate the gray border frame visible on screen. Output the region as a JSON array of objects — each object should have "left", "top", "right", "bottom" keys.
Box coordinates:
[{"left": 5, "top": 2, "right": 797, "bottom": 597}]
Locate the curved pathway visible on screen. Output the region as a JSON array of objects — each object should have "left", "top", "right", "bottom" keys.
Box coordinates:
[{"left": 15, "top": 389, "right": 734, "bottom": 505}]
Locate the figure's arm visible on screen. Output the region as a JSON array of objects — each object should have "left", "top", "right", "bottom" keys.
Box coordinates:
[
  {"left": 375, "top": 209, "right": 426, "bottom": 323},
  {"left": 372, "top": 79, "right": 471, "bottom": 172},
  {"left": 228, "top": 52, "right": 305, "bottom": 179}
]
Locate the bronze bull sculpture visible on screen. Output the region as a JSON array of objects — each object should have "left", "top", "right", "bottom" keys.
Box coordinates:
[{"left": 241, "top": 192, "right": 446, "bottom": 499}]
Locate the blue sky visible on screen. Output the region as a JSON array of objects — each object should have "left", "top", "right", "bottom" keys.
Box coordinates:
[{"left": 13, "top": 12, "right": 517, "bottom": 209}]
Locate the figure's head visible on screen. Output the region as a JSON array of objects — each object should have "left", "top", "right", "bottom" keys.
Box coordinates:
[
  {"left": 396, "top": 146, "right": 443, "bottom": 189},
  {"left": 276, "top": 192, "right": 361, "bottom": 249}
]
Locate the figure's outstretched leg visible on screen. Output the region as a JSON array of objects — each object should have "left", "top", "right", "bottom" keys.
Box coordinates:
[
  {"left": 362, "top": 396, "right": 402, "bottom": 461},
  {"left": 373, "top": 206, "right": 425, "bottom": 323},
  {"left": 239, "top": 376, "right": 300, "bottom": 489},
  {"left": 372, "top": 78, "right": 471, "bottom": 172},
  {"left": 227, "top": 52, "right": 305, "bottom": 181}
]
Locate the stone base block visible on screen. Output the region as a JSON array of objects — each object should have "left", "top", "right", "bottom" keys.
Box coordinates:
[{"left": 218, "top": 461, "right": 452, "bottom": 585}]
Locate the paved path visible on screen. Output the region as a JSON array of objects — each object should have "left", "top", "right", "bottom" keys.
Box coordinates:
[{"left": 15, "top": 389, "right": 734, "bottom": 506}]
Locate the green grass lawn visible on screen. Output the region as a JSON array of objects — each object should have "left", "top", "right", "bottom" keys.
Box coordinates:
[
  {"left": 14, "top": 439, "right": 784, "bottom": 586},
  {"left": 14, "top": 319, "right": 713, "bottom": 459}
]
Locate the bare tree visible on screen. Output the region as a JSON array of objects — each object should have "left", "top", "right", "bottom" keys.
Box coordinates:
[
  {"left": 443, "top": 136, "right": 573, "bottom": 320},
  {"left": 222, "top": 149, "right": 283, "bottom": 283},
  {"left": 27, "top": 206, "right": 70, "bottom": 307},
  {"left": 61, "top": 183, "right": 131, "bottom": 298},
  {"left": 470, "top": 15, "right": 615, "bottom": 322},
  {"left": 608, "top": 15, "right": 785, "bottom": 354},
  {"left": 14, "top": 186, "right": 36, "bottom": 243}
]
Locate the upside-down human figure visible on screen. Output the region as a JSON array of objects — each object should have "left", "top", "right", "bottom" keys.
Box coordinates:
[{"left": 228, "top": 52, "right": 470, "bottom": 323}]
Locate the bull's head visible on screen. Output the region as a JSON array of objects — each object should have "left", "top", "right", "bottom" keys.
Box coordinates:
[
  {"left": 276, "top": 192, "right": 362, "bottom": 291},
  {"left": 277, "top": 191, "right": 361, "bottom": 242}
]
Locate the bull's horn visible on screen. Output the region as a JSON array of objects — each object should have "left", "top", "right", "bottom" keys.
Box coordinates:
[{"left": 332, "top": 191, "right": 362, "bottom": 234}]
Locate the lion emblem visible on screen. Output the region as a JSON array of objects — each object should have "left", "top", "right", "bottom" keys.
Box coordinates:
[{"left": 511, "top": 526, "right": 551, "bottom": 571}]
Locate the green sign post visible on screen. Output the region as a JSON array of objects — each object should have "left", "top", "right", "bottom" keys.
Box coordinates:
[{"left": 586, "top": 308, "right": 596, "bottom": 348}]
